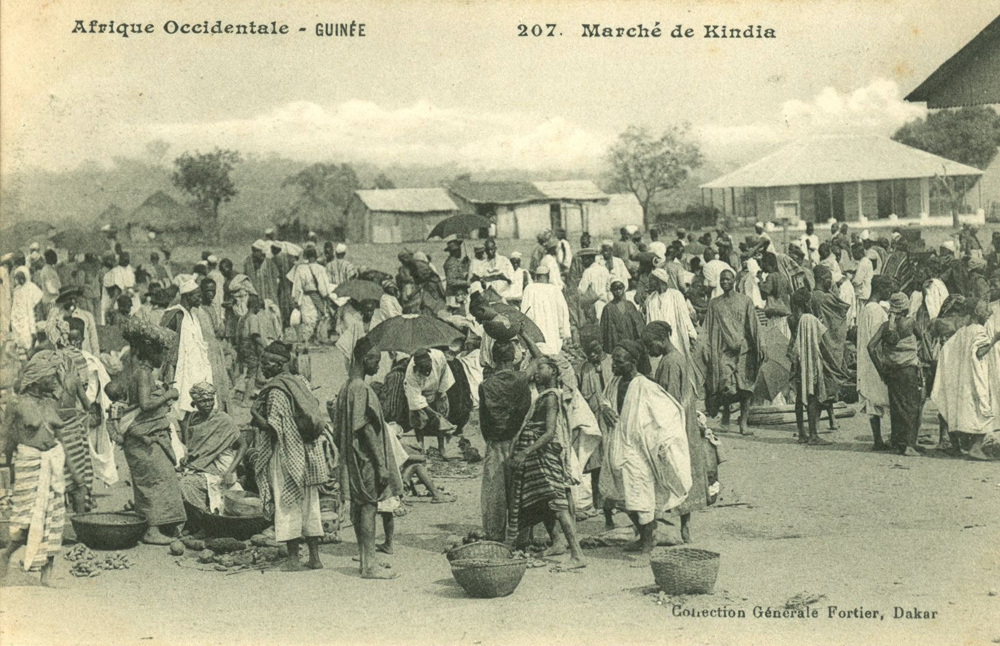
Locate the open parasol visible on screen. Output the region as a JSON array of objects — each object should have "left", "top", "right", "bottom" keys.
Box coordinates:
[
  {"left": 427, "top": 214, "right": 491, "bottom": 240},
  {"left": 333, "top": 279, "right": 384, "bottom": 302},
  {"left": 489, "top": 302, "right": 545, "bottom": 343},
  {"left": 363, "top": 314, "right": 464, "bottom": 353}
]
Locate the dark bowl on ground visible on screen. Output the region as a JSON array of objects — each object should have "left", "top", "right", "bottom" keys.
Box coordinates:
[
  {"left": 70, "top": 512, "right": 148, "bottom": 550},
  {"left": 187, "top": 506, "right": 271, "bottom": 541}
]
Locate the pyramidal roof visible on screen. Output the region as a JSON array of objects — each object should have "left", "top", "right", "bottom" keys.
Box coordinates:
[{"left": 701, "top": 135, "right": 983, "bottom": 189}]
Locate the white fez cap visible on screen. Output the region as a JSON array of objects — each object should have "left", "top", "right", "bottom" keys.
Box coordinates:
[
  {"left": 176, "top": 274, "right": 199, "bottom": 295},
  {"left": 335, "top": 243, "right": 347, "bottom": 254}
]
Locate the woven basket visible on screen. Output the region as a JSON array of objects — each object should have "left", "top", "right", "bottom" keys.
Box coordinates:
[
  {"left": 650, "top": 548, "right": 720, "bottom": 595},
  {"left": 450, "top": 558, "right": 527, "bottom": 598},
  {"left": 446, "top": 541, "right": 513, "bottom": 563}
]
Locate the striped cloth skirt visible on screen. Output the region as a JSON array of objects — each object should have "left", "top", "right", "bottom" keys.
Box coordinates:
[
  {"left": 56, "top": 407, "right": 94, "bottom": 494},
  {"left": 10, "top": 444, "right": 67, "bottom": 571},
  {"left": 505, "top": 422, "right": 570, "bottom": 542}
]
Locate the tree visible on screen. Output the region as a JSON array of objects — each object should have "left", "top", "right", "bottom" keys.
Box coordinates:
[
  {"left": 282, "top": 162, "right": 360, "bottom": 232},
  {"left": 373, "top": 172, "right": 396, "bottom": 189},
  {"left": 606, "top": 124, "right": 704, "bottom": 229},
  {"left": 171, "top": 148, "right": 241, "bottom": 239},
  {"left": 892, "top": 106, "right": 1000, "bottom": 170}
]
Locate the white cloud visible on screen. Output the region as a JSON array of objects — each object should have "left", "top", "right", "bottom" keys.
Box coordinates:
[
  {"left": 143, "top": 100, "right": 614, "bottom": 172},
  {"left": 698, "top": 78, "right": 927, "bottom": 160}
]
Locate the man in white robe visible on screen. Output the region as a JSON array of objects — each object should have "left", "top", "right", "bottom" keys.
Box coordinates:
[
  {"left": 931, "top": 301, "right": 999, "bottom": 461},
  {"left": 856, "top": 276, "right": 892, "bottom": 451},
  {"left": 600, "top": 343, "right": 691, "bottom": 562},
  {"left": 404, "top": 348, "right": 456, "bottom": 454},
  {"left": 161, "top": 275, "right": 214, "bottom": 416},
  {"left": 598, "top": 241, "right": 631, "bottom": 287},
  {"left": 577, "top": 250, "right": 611, "bottom": 322},
  {"left": 520, "top": 266, "right": 571, "bottom": 355},
  {"left": 288, "top": 246, "right": 334, "bottom": 344},
  {"left": 646, "top": 269, "right": 697, "bottom": 361}
]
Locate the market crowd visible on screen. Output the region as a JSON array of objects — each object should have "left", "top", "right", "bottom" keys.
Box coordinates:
[{"left": 1, "top": 217, "right": 997, "bottom": 582}]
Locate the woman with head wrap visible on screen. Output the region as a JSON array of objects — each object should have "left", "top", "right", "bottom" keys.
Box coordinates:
[
  {"left": 178, "top": 381, "right": 246, "bottom": 521},
  {"left": 599, "top": 278, "right": 646, "bottom": 357},
  {"left": 505, "top": 355, "right": 586, "bottom": 569},
  {"left": 868, "top": 293, "right": 927, "bottom": 457},
  {"left": 702, "top": 269, "right": 763, "bottom": 435},
  {"left": 643, "top": 321, "right": 720, "bottom": 543},
  {"left": 118, "top": 318, "right": 185, "bottom": 544},
  {"left": 600, "top": 339, "right": 692, "bottom": 564},
  {"left": 930, "top": 298, "right": 998, "bottom": 461},
  {"left": 0, "top": 351, "right": 67, "bottom": 584}
]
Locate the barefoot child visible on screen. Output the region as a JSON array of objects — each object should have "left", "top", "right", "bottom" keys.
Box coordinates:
[{"left": 333, "top": 339, "right": 405, "bottom": 579}]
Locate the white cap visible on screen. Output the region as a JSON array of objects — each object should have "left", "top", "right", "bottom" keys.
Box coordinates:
[
  {"left": 195, "top": 260, "right": 208, "bottom": 268},
  {"left": 861, "top": 229, "right": 870, "bottom": 241},
  {"left": 891, "top": 232, "right": 902, "bottom": 241},
  {"left": 0, "top": 253, "right": 13, "bottom": 263},
  {"left": 264, "top": 227, "right": 276, "bottom": 236},
  {"left": 651, "top": 268, "right": 671, "bottom": 284},
  {"left": 308, "top": 231, "right": 317, "bottom": 239},
  {"left": 601, "top": 240, "right": 614, "bottom": 249},
  {"left": 510, "top": 251, "right": 522, "bottom": 260},
  {"left": 413, "top": 251, "right": 429, "bottom": 263},
  {"left": 335, "top": 243, "right": 347, "bottom": 254},
  {"left": 101, "top": 224, "right": 112, "bottom": 232},
  {"left": 29, "top": 242, "right": 40, "bottom": 251},
  {"left": 176, "top": 274, "right": 199, "bottom": 295},
  {"left": 755, "top": 221, "right": 764, "bottom": 230},
  {"left": 207, "top": 255, "right": 218, "bottom": 264},
  {"left": 252, "top": 239, "right": 268, "bottom": 251},
  {"left": 940, "top": 240, "right": 957, "bottom": 254},
  {"left": 624, "top": 224, "right": 639, "bottom": 235}
]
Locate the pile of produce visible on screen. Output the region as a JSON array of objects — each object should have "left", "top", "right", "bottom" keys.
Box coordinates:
[
  {"left": 172, "top": 531, "right": 340, "bottom": 573},
  {"left": 64, "top": 544, "right": 132, "bottom": 577}
]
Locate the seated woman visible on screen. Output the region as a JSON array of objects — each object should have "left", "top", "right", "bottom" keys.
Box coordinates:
[{"left": 179, "top": 382, "right": 247, "bottom": 516}]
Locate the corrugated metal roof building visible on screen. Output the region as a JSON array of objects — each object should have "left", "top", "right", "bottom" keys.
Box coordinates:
[
  {"left": 905, "top": 15, "right": 1000, "bottom": 109},
  {"left": 700, "top": 135, "right": 984, "bottom": 225},
  {"left": 346, "top": 188, "right": 459, "bottom": 243},
  {"left": 447, "top": 179, "right": 609, "bottom": 239}
]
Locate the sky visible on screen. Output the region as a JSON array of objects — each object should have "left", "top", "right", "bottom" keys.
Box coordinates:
[{"left": 1, "top": 0, "right": 997, "bottom": 175}]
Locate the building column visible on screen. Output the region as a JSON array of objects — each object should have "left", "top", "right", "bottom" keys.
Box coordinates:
[
  {"left": 920, "top": 177, "right": 930, "bottom": 216},
  {"left": 857, "top": 182, "right": 864, "bottom": 220}
]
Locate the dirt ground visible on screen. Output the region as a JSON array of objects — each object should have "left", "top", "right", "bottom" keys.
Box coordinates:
[{"left": 2, "top": 342, "right": 998, "bottom": 646}]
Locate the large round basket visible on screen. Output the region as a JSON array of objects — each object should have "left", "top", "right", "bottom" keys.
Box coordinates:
[
  {"left": 70, "top": 512, "right": 148, "bottom": 550},
  {"left": 650, "top": 548, "right": 720, "bottom": 595},
  {"left": 451, "top": 558, "right": 528, "bottom": 598},
  {"left": 446, "top": 541, "right": 513, "bottom": 563}
]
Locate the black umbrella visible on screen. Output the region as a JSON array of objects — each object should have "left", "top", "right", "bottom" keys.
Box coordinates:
[
  {"left": 333, "top": 279, "right": 384, "bottom": 302},
  {"left": 427, "top": 214, "right": 491, "bottom": 240},
  {"left": 364, "top": 314, "right": 464, "bottom": 353}
]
